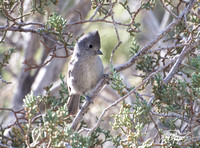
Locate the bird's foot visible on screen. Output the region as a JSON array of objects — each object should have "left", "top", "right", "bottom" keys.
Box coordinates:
[{"left": 102, "top": 74, "right": 113, "bottom": 84}]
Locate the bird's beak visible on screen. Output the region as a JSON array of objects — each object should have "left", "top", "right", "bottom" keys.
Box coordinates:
[{"left": 94, "top": 49, "right": 103, "bottom": 55}]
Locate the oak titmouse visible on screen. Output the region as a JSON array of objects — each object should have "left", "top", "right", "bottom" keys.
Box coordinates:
[{"left": 67, "top": 31, "right": 104, "bottom": 115}]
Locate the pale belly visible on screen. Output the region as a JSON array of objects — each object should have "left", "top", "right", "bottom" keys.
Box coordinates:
[{"left": 68, "top": 56, "right": 103, "bottom": 94}]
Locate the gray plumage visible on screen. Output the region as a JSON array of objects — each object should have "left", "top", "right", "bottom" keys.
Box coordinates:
[{"left": 67, "top": 31, "right": 104, "bottom": 115}]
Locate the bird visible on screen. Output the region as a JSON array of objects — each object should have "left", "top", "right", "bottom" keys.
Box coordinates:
[{"left": 67, "top": 31, "right": 104, "bottom": 115}]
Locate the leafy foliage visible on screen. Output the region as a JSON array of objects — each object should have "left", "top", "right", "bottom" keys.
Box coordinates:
[
  {"left": 129, "top": 37, "right": 140, "bottom": 56},
  {"left": 111, "top": 100, "right": 152, "bottom": 147},
  {"left": 1, "top": 0, "right": 200, "bottom": 147},
  {"left": 136, "top": 55, "right": 156, "bottom": 73},
  {"left": 110, "top": 65, "right": 126, "bottom": 96},
  {"left": 32, "top": 0, "right": 58, "bottom": 14},
  {"left": 0, "top": 75, "right": 115, "bottom": 147},
  {"left": 0, "top": 48, "right": 15, "bottom": 72}
]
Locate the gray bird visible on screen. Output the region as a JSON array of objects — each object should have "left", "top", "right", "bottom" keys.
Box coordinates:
[{"left": 67, "top": 31, "right": 104, "bottom": 115}]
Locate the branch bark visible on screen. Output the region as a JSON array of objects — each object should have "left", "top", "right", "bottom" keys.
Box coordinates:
[
  {"left": 115, "top": 0, "right": 196, "bottom": 73},
  {"left": 163, "top": 39, "right": 200, "bottom": 83}
]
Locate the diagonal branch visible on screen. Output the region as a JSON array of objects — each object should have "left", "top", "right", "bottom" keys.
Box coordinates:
[
  {"left": 163, "top": 39, "right": 200, "bottom": 83},
  {"left": 70, "top": 0, "right": 197, "bottom": 131},
  {"left": 86, "top": 57, "right": 178, "bottom": 136},
  {"left": 70, "top": 78, "right": 109, "bottom": 130},
  {"left": 109, "top": 0, "right": 122, "bottom": 64},
  {"left": 114, "top": 0, "right": 196, "bottom": 73}
]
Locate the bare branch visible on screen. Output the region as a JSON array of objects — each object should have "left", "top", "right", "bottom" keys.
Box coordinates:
[
  {"left": 109, "top": 0, "right": 122, "bottom": 64},
  {"left": 75, "top": 10, "right": 83, "bottom": 21},
  {"left": 23, "top": 44, "right": 70, "bottom": 72},
  {"left": 110, "top": 41, "right": 122, "bottom": 64},
  {"left": 89, "top": 3, "right": 103, "bottom": 21},
  {"left": 0, "top": 108, "right": 25, "bottom": 131},
  {"left": 163, "top": 39, "right": 200, "bottom": 83},
  {"left": 147, "top": 43, "right": 190, "bottom": 54},
  {"left": 115, "top": 0, "right": 196, "bottom": 73},
  {"left": 0, "top": 75, "right": 12, "bottom": 84},
  {"left": 151, "top": 111, "right": 190, "bottom": 123},
  {"left": 160, "top": 0, "right": 177, "bottom": 18}
]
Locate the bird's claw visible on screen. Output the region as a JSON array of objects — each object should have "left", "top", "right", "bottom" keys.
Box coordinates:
[{"left": 102, "top": 74, "right": 113, "bottom": 84}]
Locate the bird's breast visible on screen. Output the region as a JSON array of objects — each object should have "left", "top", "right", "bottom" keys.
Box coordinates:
[{"left": 68, "top": 56, "right": 103, "bottom": 94}]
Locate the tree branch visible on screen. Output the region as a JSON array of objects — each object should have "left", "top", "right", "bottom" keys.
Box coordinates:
[
  {"left": 70, "top": 0, "right": 197, "bottom": 132},
  {"left": 109, "top": 0, "right": 122, "bottom": 64},
  {"left": 86, "top": 57, "right": 178, "bottom": 136},
  {"left": 163, "top": 39, "right": 200, "bottom": 83},
  {"left": 114, "top": 0, "right": 196, "bottom": 73}
]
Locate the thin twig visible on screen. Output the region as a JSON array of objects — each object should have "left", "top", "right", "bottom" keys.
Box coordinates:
[
  {"left": 0, "top": 108, "right": 25, "bottom": 131},
  {"left": 20, "top": 0, "right": 24, "bottom": 23},
  {"left": 0, "top": 75, "right": 12, "bottom": 84},
  {"left": 23, "top": 42, "right": 70, "bottom": 72},
  {"left": 89, "top": 3, "right": 103, "bottom": 21},
  {"left": 163, "top": 38, "right": 200, "bottom": 83},
  {"left": 110, "top": 41, "right": 122, "bottom": 64},
  {"left": 115, "top": 0, "right": 196, "bottom": 73},
  {"left": 151, "top": 111, "right": 190, "bottom": 123},
  {"left": 160, "top": 0, "right": 177, "bottom": 18},
  {"left": 109, "top": 0, "right": 122, "bottom": 64},
  {"left": 147, "top": 43, "right": 189, "bottom": 54},
  {"left": 149, "top": 113, "right": 162, "bottom": 141},
  {"left": 9, "top": 2, "right": 20, "bottom": 13},
  {"left": 75, "top": 10, "right": 83, "bottom": 21}
]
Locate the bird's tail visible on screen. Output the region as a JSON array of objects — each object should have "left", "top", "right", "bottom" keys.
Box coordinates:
[{"left": 67, "top": 94, "right": 80, "bottom": 116}]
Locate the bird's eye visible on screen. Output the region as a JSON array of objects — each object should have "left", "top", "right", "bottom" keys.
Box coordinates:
[{"left": 89, "top": 44, "right": 93, "bottom": 48}]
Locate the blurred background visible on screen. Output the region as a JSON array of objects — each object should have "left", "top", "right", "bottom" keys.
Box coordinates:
[
  {"left": 0, "top": 0, "right": 172, "bottom": 107},
  {"left": 0, "top": 0, "right": 173, "bottom": 125},
  {"left": 0, "top": 0, "right": 183, "bottom": 146}
]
